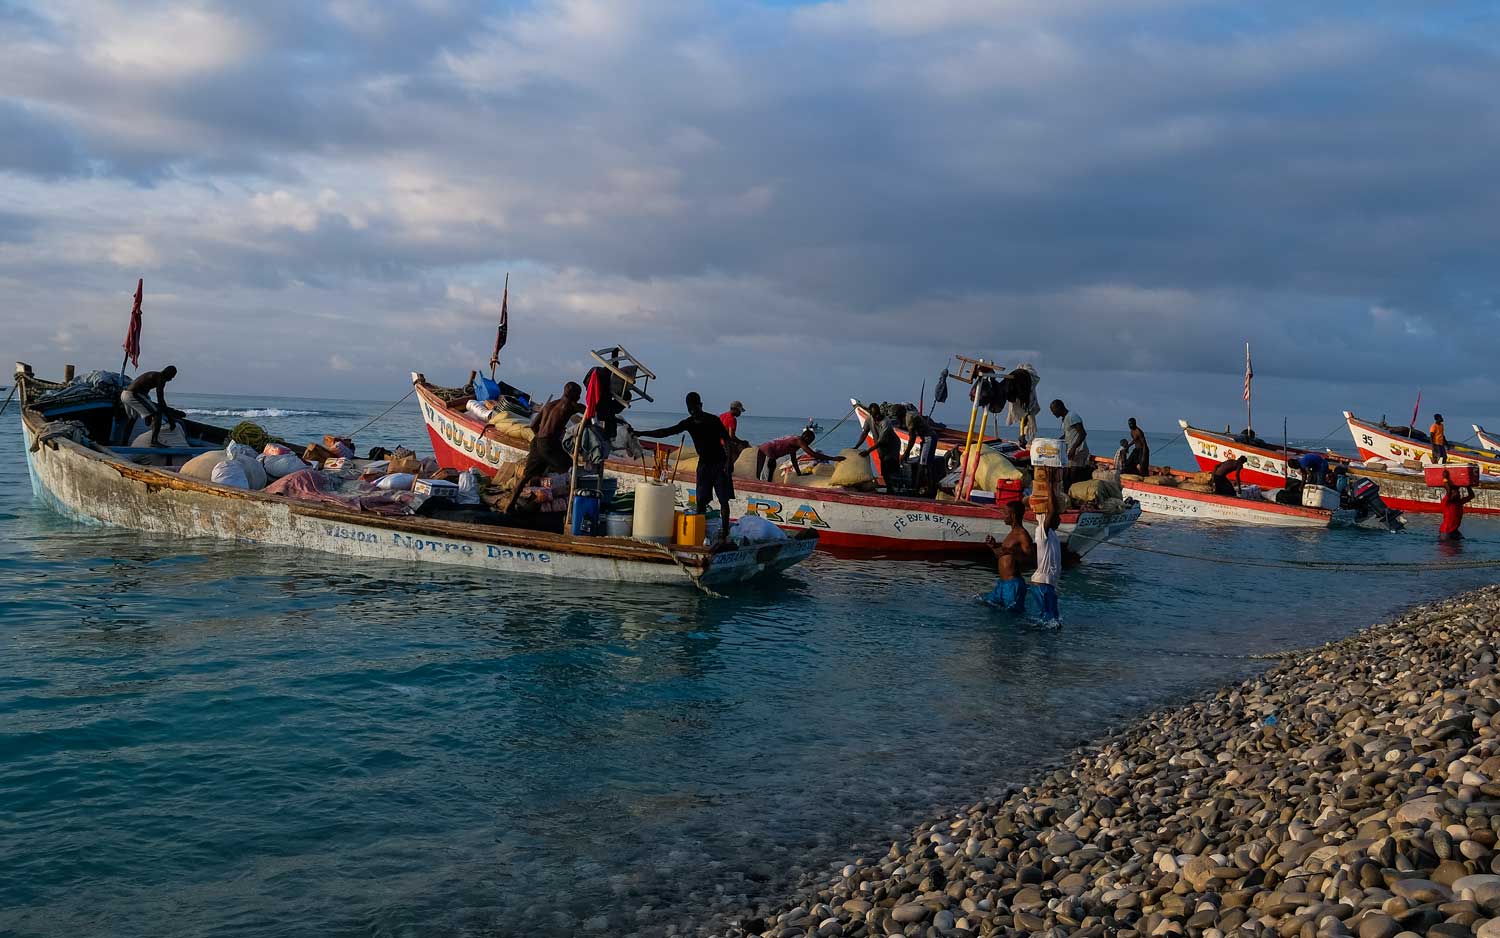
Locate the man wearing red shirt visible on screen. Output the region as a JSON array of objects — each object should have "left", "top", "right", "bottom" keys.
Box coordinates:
[
  {"left": 720, "top": 401, "right": 749, "bottom": 466},
  {"left": 1439, "top": 473, "right": 1474, "bottom": 540}
]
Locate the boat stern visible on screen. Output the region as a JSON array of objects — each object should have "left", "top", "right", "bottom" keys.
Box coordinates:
[{"left": 699, "top": 530, "right": 819, "bottom": 586}]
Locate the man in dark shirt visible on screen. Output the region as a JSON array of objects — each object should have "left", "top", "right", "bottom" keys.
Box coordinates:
[
  {"left": 639, "top": 392, "right": 734, "bottom": 542},
  {"left": 860, "top": 403, "right": 903, "bottom": 484},
  {"left": 120, "top": 365, "right": 179, "bottom": 445}
]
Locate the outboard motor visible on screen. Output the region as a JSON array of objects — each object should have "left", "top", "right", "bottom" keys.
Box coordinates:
[{"left": 1344, "top": 476, "right": 1404, "bottom": 530}]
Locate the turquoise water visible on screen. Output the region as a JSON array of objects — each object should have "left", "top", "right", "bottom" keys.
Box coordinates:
[{"left": 3, "top": 394, "right": 1498, "bottom": 937}]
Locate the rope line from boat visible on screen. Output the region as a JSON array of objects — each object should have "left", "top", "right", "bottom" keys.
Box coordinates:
[
  {"left": 647, "top": 542, "right": 727, "bottom": 599},
  {"left": 812, "top": 406, "right": 857, "bottom": 451},
  {"left": 0, "top": 382, "right": 17, "bottom": 417},
  {"left": 344, "top": 387, "right": 416, "bottom": 439},
  {"left": 1095, "top": 538, "right": 1500, "bottom": 571}
]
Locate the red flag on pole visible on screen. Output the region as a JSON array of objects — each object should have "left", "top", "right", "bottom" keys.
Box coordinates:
[
  {"left": 489, "top": 273, "right": 509, "bottom": 375},
  {"left": 1242, "top": 343, "right": 1253, "bottom": 402},
  {"left": 1411, "top": 390, "right": 1421, "bottom": 429},
  {"left": 122, "top": 278, "right": 144, "bottom": 370}
]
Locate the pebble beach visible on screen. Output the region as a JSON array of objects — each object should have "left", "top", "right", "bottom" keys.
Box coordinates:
[{"left": 709, "top": 584, "right": 1500, "bottom": 938}]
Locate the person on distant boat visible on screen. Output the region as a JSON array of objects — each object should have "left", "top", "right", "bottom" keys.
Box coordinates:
[
  {"left": 1212, "top": 455, "right": 1248, "bottom": 496},
  {"left": 1050, "top": 399, "right": 1091, "bottom": 487},
  {"left": 1331, "top": 464, "right": 1350, "bottom": 497},
  {"left": 502, "top": 381, "right": 584, "bottom": 512},
  {"left": 1126, "top": 417, "right": 1150, "bottom": 475},
  {"left": 1112, "top": 439, "right": 1129, "bottom": 484},
  {"left": 860, "top": 403, "right": 903, "bottom": 485},
  {"left": 1295, "top": 452, "right": 1329, "bottom": 487},
  {"left": 119, "top": 365, "right": 180, "bottom": 446},
  {"left": 1430, "top": 414, "right": 1448, "bottom": 464},
  {"left": 719, "top": 400, "right": 749, "bottom": 463},
  {"left": 982, "top": 501, "right": 1035, "bottom": 612},
  {"left": 639, "top": 392, "right": 735, "bottom": 543},
  {"left": 1439, "top": 472, "right": 1474, "bottom": 541},
  {"left": 756, "top": 430, "right": 838, "bottom": 481},
  {"left": 1031, "top": 501, "right": 1063, "bottom": 626}
]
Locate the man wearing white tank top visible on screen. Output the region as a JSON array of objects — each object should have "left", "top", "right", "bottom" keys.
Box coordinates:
[{"left": 1031, "top": 504, "right": 1062, "bottom": 626}]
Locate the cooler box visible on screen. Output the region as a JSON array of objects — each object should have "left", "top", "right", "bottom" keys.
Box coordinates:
[
  {"left": 1030, "top": 438, "right": 1066, "bottom": 468},
  {"left": 1301, "top": 485, "right": 1340, "bottom": 510},
  {"left": 413, "top": 478, "right": 459, "bottom": 499},
  {"left": 1426, "top": 464, "right": 1477, "bottom": 487}
]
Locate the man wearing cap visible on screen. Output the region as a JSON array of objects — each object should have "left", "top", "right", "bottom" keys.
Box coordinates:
[{"left": 720, "top": 400, "right": 749, "bottom": 466}]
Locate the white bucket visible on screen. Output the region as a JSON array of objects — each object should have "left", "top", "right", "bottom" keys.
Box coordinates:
[{"left": 604, "top": 512, "right": 633, "bottom": 538}]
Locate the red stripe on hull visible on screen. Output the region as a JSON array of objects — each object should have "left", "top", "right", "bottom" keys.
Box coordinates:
[
  {"left": 425, "top": 425, "right": 511, "bottom": 476},
  {"left": 1369, "top": 493, "right": 1500, "bottom": 516}
]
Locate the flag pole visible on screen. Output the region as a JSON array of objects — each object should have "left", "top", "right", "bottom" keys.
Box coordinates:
[
  {"left": 1244, "top": 341, "right": 1252, "bottom": 437},
  {"left": 490, "top": 272, "right": 509, "bottom": 381}
]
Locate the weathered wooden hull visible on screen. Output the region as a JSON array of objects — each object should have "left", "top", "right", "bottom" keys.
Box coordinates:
[
  {"left": 18, "top": 383, "right": 814, "bottom": 589},
  {"left": 1339, "top": 463, "right": 1500, "bottom": 517},
  {"left": 1179, "top": 421, "right": 1303, "bottom": 490},
  {"left": 1122, "top": 480, "right": 1352, "bottom": 527},
  {"left": 416, "top": 382, "right": 1141, "bottom": 557}
]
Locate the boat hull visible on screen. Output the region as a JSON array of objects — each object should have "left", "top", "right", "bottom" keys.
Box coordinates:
[
  {"left": 1476, "top": 426, "right": 1500, "bottom": 454},
  {"left": 1122, "top": 480, "right": 1351, "bottom": 527},
  {"left": 1179, "top": 419, "right": 1500, "bottom": 516},
  {"left": 1344, "top": 411, "right": 1500, "bottom": 473},
  {"left": 417, "top": 383, "right": 1140, "bottom": 556},
  {"left": 19, "top": 393, "right": 812, "bottom": 589}
]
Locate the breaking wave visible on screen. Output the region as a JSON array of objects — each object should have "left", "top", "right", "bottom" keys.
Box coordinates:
[{"left": 181, "top": 408, "right": 321, "bottom": 418}]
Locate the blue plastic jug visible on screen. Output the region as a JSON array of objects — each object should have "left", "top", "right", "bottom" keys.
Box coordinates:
[{"left": 570, "top": 490, "right": 601, "bottom": 536}]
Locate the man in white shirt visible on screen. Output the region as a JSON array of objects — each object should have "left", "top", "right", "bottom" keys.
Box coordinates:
[
  {"left": 1050, "top": 399, "right": 1091, "bottom": 488},
  {"left": 1031, "top": 502, "right": 1062, "bottom": 626}
]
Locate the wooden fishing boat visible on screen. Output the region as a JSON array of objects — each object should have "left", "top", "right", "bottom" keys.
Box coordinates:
[
  {"left": 413, "top": 376, "right": 1141, "bottom": 558},
  {"left": 1100, "top": 463, "right": 1359, "bottom": 528},
  {"left": 1344, "top": 411, "right": 1500, "bottom": 474},
  {"left": 13, "top": 363, "right": 816, "bottom": 588},
  {"left": 1475, "top": 425, "right": 1500, "bottom": 453},
  {"left": 851, "top": 400, "right": 999, "bottom": 459},
  {"left": 1179, "top": 419, "right": 1499, "bottom": 516}
]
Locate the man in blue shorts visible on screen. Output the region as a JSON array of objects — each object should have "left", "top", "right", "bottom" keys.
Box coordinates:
[{"left": 982, "top": 501, "right": 1034, "bottom": 611}]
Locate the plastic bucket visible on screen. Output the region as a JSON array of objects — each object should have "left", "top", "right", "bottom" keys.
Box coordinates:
[
  {"left": 570, "top": 490, "right": 602, "bottom": 536},
  {"left": 604, "top": 512, "right": 633, "bottom": 538}
]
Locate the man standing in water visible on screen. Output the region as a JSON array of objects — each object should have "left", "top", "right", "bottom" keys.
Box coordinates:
[
  {"left": 982, "top": 501, "right": 1035, "bottom": 612},
  {"left": 638, "top": 392, "right": 735, "bottom": 544},
  {"left": 1031, "top": 501, "right": 1062, "bottom": 626},
  {"left": 1439, "top": 471, "right": 1474, "bottom": 541},
  {"left": 503, "top": 381, "right": 584, "bottom": 512}
]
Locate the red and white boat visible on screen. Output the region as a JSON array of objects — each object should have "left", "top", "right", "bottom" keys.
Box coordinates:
[
  {"left": 412, "top": 376, "right": 1140, "bottom": 557},
  {"left": 1180, "top": 419, "right": 1500, "bottom": 516},
  {"left": 1344, "top": 411, "right": 1500, "bottom": 474},
  {"left": 1105, "top": 464, "right": 1358, "bottom": 528},
  {"left": 852, "top": 400, "right": 1001, "bottom": 459},
  {"left": 1475, "top": 425, "right": 1500, "bottom": 453},
  {"left": 1178, "top": 420, "right": 1313, "bottom": 490}
]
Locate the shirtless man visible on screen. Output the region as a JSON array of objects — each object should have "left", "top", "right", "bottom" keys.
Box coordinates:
[
  {"left": 503, "top": 382, "right": 584, "bottom": 512},
  {"left": 982, "top": 501, "right": 1035, "bottom": 612},
  {"left": 119, "top": 365, "right": 180, "bottom": 445},
  {"left": 1126, "top": 417, "right": 1150, "bottom": 475}
]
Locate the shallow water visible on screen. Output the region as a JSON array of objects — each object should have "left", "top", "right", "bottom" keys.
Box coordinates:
[{"left": 3, "top": 393, "right": 1498, "bottom": 937}]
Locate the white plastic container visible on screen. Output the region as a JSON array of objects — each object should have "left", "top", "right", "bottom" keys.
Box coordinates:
[
  {"left": 1030, "top": 437, "right": 1066, "bottom": 468},
  {"left": 1302, "top": 484, "right": 1340, "bottom": 510},
  {"left": 632, "top": 481, "right": 676, "bottom": 543},
  {"left": 604, "top": 512, "right": 633, "bottom": 538}
]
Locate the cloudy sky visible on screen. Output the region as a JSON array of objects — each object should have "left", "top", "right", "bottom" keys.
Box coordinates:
[{"left": 2, "top": 0, "right": 1497, "bottom": 436}]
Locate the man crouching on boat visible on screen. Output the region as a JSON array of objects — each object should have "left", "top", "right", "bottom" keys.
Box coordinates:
[
  {"left": 119, "top": 365, "right": 180, "bottom": 446},
  {"left": 502, "top": 382, "right": 583, "bottom": 513},
  {"left": 982, "top": 501, "right": 1035, "bottom": 612}
]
